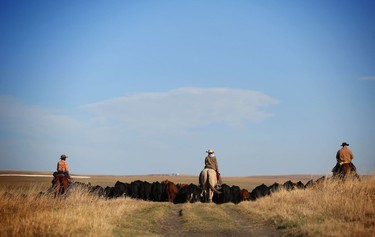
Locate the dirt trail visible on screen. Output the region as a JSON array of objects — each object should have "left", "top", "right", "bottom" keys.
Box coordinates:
[
  {"left": 160, "top": 204, "right": 285, "bottom": 237},
  {"left": 221, "top": 205, "right": 282, "bottom": 237}
]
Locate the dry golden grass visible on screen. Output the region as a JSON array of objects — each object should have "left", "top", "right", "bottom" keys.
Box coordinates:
[
  {"left": 1, "top": 173, "right": 374, "bottom": 236},
  {"left": 237, "top": 175, "right": 375, "bottom": 237},
  {"left": 1, "top": 186, "right": 114, "bottom": 236}
]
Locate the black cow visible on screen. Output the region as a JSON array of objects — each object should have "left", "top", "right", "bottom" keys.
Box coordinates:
[
  {"left": 174, "top": 184, "right": 188, "bottom": 204},
  {"left": 304, "top": 179, "right": 314, "bottom": 188},
  {"left": 90, "top": 185, "right": 105, "bottom": 197},
  {"left": 283, "top": 180, "right": 297, "bottom": 191},
  {"left": 230, "top": 185, "right": 242, "bottom": 204},
  {"left": 151, "top": 181, "right": 165, "bottom": 201},
  {"left": 174, "top": 183, "right": 201, "bottom": 204},
  {"left": 72, "top": 182, "right": 105, "bottom": 198},
  {"left": 74, "top": 181, "right": 91, "bottom": 190},
  {"left": 250, "top": 184, "right": 270, "bottom": 200},
  {"left": 269, "top": 182, "right": 281, "bottom": 194},
  {"left": 213, "top": 184, "right": 232, "bottom": 204},
  {"left": 130, "top": 180, "right": 143, "bottom": 199},
  {"left": 315, "top": 176, "right": 326, "bottom": 184},
  {"left": 187, "top": 183, "right": 202, "bottom": 203},
  {"left": 296, "top": 181, "right": 305, "bottom": 189},
  {"left": 142, "top": 181, "right": 152, "bottom": 201},
  {"left": 114, "top": 181, "right": 131, "bottom": 197},
  {"left": 104, "top": 186, "right": 116, "bottom": 199}
]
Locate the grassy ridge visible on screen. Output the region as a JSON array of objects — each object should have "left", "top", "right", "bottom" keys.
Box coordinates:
[
  {"left": 237, "top": 175, "right": 375, "bottom": 236},
  {"left": 0, "top": 174, "right": 374, "bottom": 236}
]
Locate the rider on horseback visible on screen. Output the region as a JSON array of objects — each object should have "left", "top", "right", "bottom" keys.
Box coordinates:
[
  {"left": 57, "top": 154, "right": 74, "bottom": 184},
  {"left": 204, "top": 149, "right": 222, "bottom": 187},
  {"left": 332, "top": 142, "right": 357, "bottom": 175}
]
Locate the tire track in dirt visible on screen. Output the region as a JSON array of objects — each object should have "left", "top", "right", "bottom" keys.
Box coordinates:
[
  {"left": 222, "top": 205, "right": 283, "bottom": 237},
  {"left": 157, "top": 205, "right": 186, "bottom": 236}
]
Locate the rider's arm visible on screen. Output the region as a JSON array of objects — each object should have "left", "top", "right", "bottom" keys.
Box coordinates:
[
  {"left": 336, "top": 151, "right": 340, "bottom": 162},
  {"left": 215, "top": 158, "right": 219, "bottom": 173},
  {"left": 65, "top": 162, "right": 70, "bottom": 173}
]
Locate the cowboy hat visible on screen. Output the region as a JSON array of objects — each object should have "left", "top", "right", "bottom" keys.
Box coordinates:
[
  {"left": 60, "top": 154, "right": 68, "bottom": 159},
  {"left": 341, "top": 142, "right": 349, "bottom": 147}
]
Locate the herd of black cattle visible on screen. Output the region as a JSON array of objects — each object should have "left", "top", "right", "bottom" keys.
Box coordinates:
[{"left": 68, "top": 176, "right": 326, "bottom": 204}]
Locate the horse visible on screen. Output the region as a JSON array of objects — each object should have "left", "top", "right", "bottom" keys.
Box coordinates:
[
  {"left": 333, "top": 162, "right": 360, "bottom": 181},
  {"left": 52, "top": 173, "right": 71, "bottom": 197},
  {"left": 199, "top": 168, "right": 221, "bottom": 203}
]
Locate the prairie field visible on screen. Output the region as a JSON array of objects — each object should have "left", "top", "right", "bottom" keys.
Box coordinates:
[{"left": 0, "top": 172, "right": 374, "bottom": 237}]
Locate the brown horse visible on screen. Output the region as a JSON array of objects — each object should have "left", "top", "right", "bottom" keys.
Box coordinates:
[
  {"left": 52, "top": 174, "right": 71, "bottom": 197},
  {"left": 333, "top": 162, "right": 360, "bottom": 181}
]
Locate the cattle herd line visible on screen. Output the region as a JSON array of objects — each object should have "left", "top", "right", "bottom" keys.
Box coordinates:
[{"left": 66, "top": 176, "right": 326, "bottom": 204}]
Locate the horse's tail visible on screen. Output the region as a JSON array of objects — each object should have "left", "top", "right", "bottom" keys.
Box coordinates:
[
  {"left": 199, "top": 170, "right": 204, "bottom": 187},
  {"left": 208, "top": 170, "right": 221, "bottom": 194},
  {"left": 210, "top": 185, "right": 221, "bottom": 194}
]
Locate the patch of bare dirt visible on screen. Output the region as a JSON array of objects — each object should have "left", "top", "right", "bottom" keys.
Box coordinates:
[{"left": 160, "top": 204, "right": 287, "bottom": 237}]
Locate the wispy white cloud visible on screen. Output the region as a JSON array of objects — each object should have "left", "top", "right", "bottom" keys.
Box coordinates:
[
  {"left": 0, "top": 88, "right": 279, "bottom": 174},
  {"left": 0, "top": 96, "right": 83, "bottom": 138},
  {"left": 81, "top": 87, "right": 279, "bottom": 133},
  {"left": 0, "top": 87, "right": 279, "bottom": 145},
  {"left": 0, "top": 96, "right": 87, "bottom": 171},
  {"left": 359, "top": 76, "right": 375, "bottom": 81}
]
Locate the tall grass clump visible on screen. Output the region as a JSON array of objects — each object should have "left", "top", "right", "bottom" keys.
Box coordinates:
[
  {"left": 0, "top": 184, "right": 182, "bottom": 237},
  {"left": 238, "top": 175, "right": 375, "bottom": 237},
  {"left": 0, "top": 185, "right": 140, "bottom": 237}
]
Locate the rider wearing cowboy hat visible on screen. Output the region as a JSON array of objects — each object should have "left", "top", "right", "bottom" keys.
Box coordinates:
[
  {"left": 332, "top": 142, "right": 356, "bottom": 175},
  {"left": 57, "top": 154, "right": 73, "bottom": 183},
  {"left": 204, "top": 149, "right": 222, "bottom": 185}
]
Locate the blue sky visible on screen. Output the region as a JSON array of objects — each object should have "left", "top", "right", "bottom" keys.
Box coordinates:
[{"left": 0, "top": 1, "right": 374, "bottom": 176}]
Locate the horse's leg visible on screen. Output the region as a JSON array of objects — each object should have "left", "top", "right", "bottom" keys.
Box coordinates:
[
  {"left": 62, "top": 178, "right": 71, "bottom": 195},
  {"left": 334, "top": 165, "right": 345, "bottom": 181},
  {"left": 200, "top": 186, "right": 205, "bottom": 202},
  {"left": 207, "top": 169, "right": 219, "bottom": 198},
  {"left": 61, "top": 183, "right": 65, "bottom": 195},
  {"left": 59, "top": 177, "right": 67, "bottom": 196},
  {"left": 202, "top": 184, "right": 207, "bottom": 203},
  {"left": 208, "top": 189, "right": 213, "bottom": 203},
  {"left": 54, "top": 182, "right": 60, "bottom": 198},
  {"left": 343, "top": 165, "right": 352, "bottom": 181},
  {"left": 200, "top": 170, "right": 209, "bottom": 203},
  {"left": 207, "top": 171, "right": 215, "bottom": 203}
]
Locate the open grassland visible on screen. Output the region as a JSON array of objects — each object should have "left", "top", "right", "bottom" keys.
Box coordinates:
[
  {"left": 0, "top": 172, "right": 374, "bottom": 237},
  {"left": 0, "top": 170, "right": 322, "bottom": 190}
]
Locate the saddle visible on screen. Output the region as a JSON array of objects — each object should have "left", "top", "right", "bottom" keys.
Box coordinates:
[
  {"left": 332, "top": 162, "right": 356, "bottom": 173},
  {"left": 53, "top": 173, "right": 66, "bottom": 178},
  {"left": 52, "top": 172, "right": 73, "bottom": 188}
]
